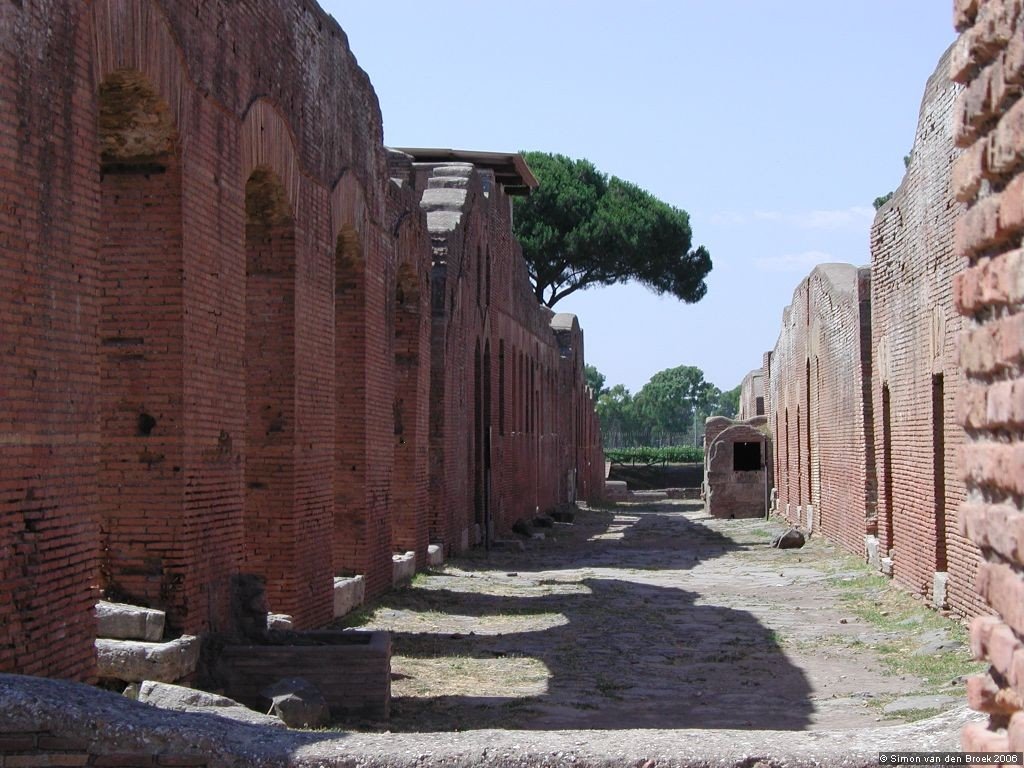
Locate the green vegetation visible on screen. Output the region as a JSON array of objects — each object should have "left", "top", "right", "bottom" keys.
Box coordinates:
[
  {"left": 605, "top": 445, "right": 703, "bottom": 465},
  {"left": 513, "top": 151, "right": 711, "bottom": 308},
  {"left": 593, "top": 364, "right": 739, "bottom": 447},
  {"left": 827, "top": 564, "right": 985, "bottom": 716}
]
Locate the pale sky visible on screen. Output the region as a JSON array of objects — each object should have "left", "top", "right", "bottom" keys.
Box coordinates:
[{"left": 321, "top": 1, "right": 956, "bottom": 394}]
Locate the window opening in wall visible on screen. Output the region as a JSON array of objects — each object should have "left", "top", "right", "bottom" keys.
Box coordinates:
[
  {"left": 932, "top": 373, "right": 947, "bottom": 572},
  {"left": 795, "top": 407, "right": 802, "bottom": 506},
  {"left": 475, "top": 246, "right": 482, "bottom": 307},
  {"left": 882, "top": 384, "right": 894, "bottom": 553},
  {"left": 805, "top": 359, "right": 812, "bottom": 506},
  {"left": 733, "top": 441, "right": 762, "bottom": 472},
  {"left": 498, "top": 340, "right": 506, "bottom": 436},
  {"left": 755, "top": 396, "right": 764, "bottom": 416},
  {"left": 784, "top": 408, "right": 790, "bottom": 500}
]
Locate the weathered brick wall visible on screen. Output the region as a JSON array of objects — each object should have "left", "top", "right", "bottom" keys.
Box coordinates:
[
  {"left": 738, "top": 370, "right": 765, "bottom": 420},
  {"left": 949, "top": 0, "right": 1024, "bottom": 752},
  {"left": 0, "top": 0, "right": 405, "bottom": 674},
  {"left": 414, "top": 163, "right": 602, "bottom": 552},
  {"left": 0, "top": 0, "right": 601, "bottom": 679},
  {"left": 703, "top": 416, "right": 770, "bottom": 519},
  {"left": 766, "top": 264, "right": 875, "bottom": 555},
  {"left": 871, "top": 43, "right": 980, "bottom": 617}
]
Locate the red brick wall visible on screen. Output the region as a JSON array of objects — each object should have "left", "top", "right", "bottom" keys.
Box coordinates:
[
  {"left": 765, "top": 265, "right": 875, "bottom": 555},
  {"left": 415, "top": 163, "right": 603, "bottom": 552},
  {"left": 0, "top": 3, "right": 101, "bottom": 681},
  {"left": 738, "top": 370, "right": 765, "bottom": 420},
  {"left": 949, "top": 0, "right": 1024, "bottom": 752},
  {"left": 0, "top": 0, "right": 600, "bottom": 678},
  {"left": 0, "top": 0, "right": 394, "bottom": 673},
  {"left": 870, "top": 43, "right": 980, "bottom": 617}
]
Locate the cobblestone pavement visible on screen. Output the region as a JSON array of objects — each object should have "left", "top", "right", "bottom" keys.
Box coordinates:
[{"left": 345, "top": 500, "right": 977, "bottom": 733}]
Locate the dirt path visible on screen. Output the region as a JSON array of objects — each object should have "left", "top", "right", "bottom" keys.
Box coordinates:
[{"left": 342, "top": 500, "right": 978, "bottom": 733}]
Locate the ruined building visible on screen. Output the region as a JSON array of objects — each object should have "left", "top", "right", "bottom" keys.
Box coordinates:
[
  {"left": 749, "top": 42, "right": 982, "bottom": 618},
  {"left": 763, "top": 264, "right": 876, "bottom": 557},
  {"left": 0, "top": 0, "right": 602, "bottom": 682}
]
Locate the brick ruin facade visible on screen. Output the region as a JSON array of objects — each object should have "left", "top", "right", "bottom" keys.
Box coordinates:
[
  {"left": 0, "top": 0, "right": 602, "bottom": 682},
  {"left": 702, "top": 416, "right": 771, "bottom": 519},
  {"left": 948, "top": 0, "right": 1024, "bottom": 753},
  {"left": 737, "top": 369, "right": 766, "bottom": 420},
  {"left": 765, "top": 264, "right": 876, "bottom": 557}
]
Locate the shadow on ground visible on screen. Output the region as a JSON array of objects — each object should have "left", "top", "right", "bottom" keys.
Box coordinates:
[{"left": 346, "top": 501, "right": 813, "bottom": 732}]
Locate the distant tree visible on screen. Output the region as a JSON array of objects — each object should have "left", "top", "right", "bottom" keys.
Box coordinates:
[
  {"left": 513, "top": 151, "right": 712, "bottom": 307},
  {"left": 584, "top": 364, "right": 607, "bottom": 398},
  {"left": 716, "top": 385, "right": 741, "bottom": 419},
  {"left": 595, "top": 384, "right": 638, "bottom": 442},
  {"left": 633, "top": 365, "right": 716, "bottom": 438}
]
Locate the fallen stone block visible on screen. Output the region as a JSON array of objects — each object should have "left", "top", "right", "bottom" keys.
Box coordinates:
[
  {"left": 392, "top": 551, "right": 416, "bottom": 586},
  {"left": 427, "top": 544, "right": 444, "bottom": 567},
  {"left": 134, "top": 680, "right": 284, "bottom": 728},
  {"left": 96, "top": 635, "right": 199, "bottom": 683},
  {"left": 267, "top": 613, "right": 293, "bottom": 630},
  {"left": 771, "top": 528, "right": 806, "bottom": 549},
  {"left": 604, "top": 481, "right": 628, "bottom": 501},
  {"left": 260, "top": 677, "right": 330, "bottom": 729},
  {"left": 333, "top": 575, "right": 365, "bottom": 618},
  {"left": 94, "top": 601, "right": 165, "bottom": 642}
]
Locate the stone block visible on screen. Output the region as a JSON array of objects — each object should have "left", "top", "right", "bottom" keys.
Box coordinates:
[
  {"left": 267, "top": 613, "right": 293, "bottom": 630},
  {"left": 94, "top": 601, "right": 165, "bottom": 642},
  {"left": 392, "top": 551, "right": 416, "bottom": 586},
  {"left": 135, "top": 681, "right": 284, "bottom": 728},
  {"left": 865, "top": 535, "right": 880, "bottom": 569},
  {"left": 332, "top": 576, "right": 365, "bottom": 619},
  {"left": 933, "top": 571, "right": 949, "bottom": 610},
  {"left": 260, "top": 677, "right": 329, "bottom": 729},
  {"left": 95, "top": 636, "right": 199, "bottom": 683},
  {"left": 604, "top": 481, "right": 628, "bottom": 501},
  {"left": 426, "top": 544, "right": 444, "bottom": 567}
]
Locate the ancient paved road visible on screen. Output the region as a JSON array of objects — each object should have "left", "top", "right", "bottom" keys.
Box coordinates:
[{"left": 348, "top": 500, "right": 973, "bottom": 733}]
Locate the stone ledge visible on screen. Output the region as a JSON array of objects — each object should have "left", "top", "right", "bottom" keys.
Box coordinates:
[
  {"left": 95, "top": 636, "right": 199, "bottom": 684},
  {"left": 333, "top": 575, "right": 365, "bottom": 619},
  {"left": 0, "top": 674, "right": 982, "bottom": 768}
]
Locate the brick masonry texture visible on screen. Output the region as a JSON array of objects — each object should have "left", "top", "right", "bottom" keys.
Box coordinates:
[
  {"left": 950, "top": 0, "right": 1024, "bottom": 750},
  {"left": 765, "top": 264, "right": 876, "bottom": 558},
  {"left": 870, "top": 43, "right": 979, "bottom": 616},
  {"left": 756, "top": 42, "right": 987, "bottom": 622},
  {"left": 0, "top": 0, "right": 602, "bottom": 680}
]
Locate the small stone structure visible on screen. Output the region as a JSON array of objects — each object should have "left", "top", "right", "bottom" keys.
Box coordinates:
[{"left": 703, "top": 417, "right": 771, "bottom": 519}]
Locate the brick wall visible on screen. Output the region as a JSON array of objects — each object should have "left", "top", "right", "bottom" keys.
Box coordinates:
[
  {"left": 766, "top": 264, "right": 875, "bottom": 556},
  {"left": 1, "top": 0, "right": 601, "bottom": 677},
  {"left": 871, "top": 43, "right": 980, "bottom": 617},
  {"left": 949, "top": 0, "right": 1024, "bottom": 753},
  {"left": 414, "top": 162, "right": 603, "bottom": 552},
  {"left": 738, "top": 370, "right": 765, "bottom": 420}
]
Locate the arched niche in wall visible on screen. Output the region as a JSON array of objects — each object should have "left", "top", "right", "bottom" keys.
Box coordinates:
[
  {"left": 97, "top": 67, "right": 188, "bottom": 625},
  {"left": 242, "top": 163, "right": 298, "bottom": 614}
]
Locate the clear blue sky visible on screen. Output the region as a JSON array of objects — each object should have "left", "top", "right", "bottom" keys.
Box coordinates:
[{"left": 321, "top": 1, "right": 956, "bottom": 395}]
